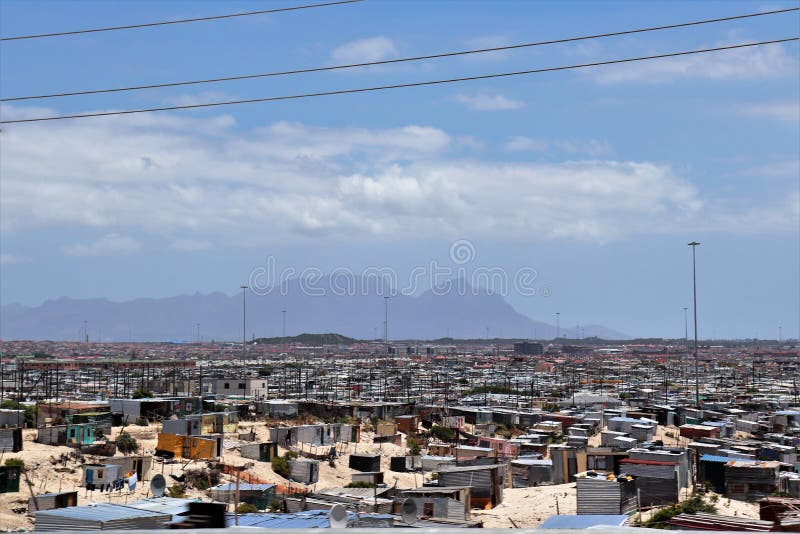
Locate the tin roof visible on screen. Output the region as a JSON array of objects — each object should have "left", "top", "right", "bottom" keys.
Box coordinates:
[
  {"left": 35, "top": 502, "right": 172, "bottom": 523},
  {"left": 538, "top": 514, "right": 629, "bottom": 529},
  {"left": 228, "top": 510, "right": 339, "bottom": 528}
]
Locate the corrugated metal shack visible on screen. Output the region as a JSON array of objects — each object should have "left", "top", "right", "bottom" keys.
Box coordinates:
[
  {"left": 82, "top": 464, "right": 120, "bottom": 489},
  {"left": 725, "top": 460, "right": 781, "bottom": 500},
  {"left": 575, "top": 471, "right": 637, "bottom": 515},
  {"left": 0, "top": 409, "right": 25, "bottom": 427},
  {"left": 0, "top": 427, "right": 23, "bottom": 452},
  {"left": 35, "top": 502, "right": 173, "bottom": 531},
  {"left": 240, "top": 441, "right": 279, "bottom": 462},
  {"left": 436, "top": 464, "right": 505, "bottom": 509},
  {"left": 29, "top": 491, "right": 78, "bottom": 511},
  {"left": 511, "top": 458, "right": 552, "bottom": 487},
  {"left": 619, "top": 459, "right": 679, "bottom": 508},
  {"left": 389, "top": 455, "right": 422, "bottom": 472},
  {"left": 349, "top": 453, "right": 381, "bottom": 472},
  {"left": 401, "top": 486, "right": 471, "bottom": 521},
  {"left": 288, "top": 459, "right": 320, "bottom": 484},
  {"left": 209, "top": 483, "right": 275, "bottom": 509}
]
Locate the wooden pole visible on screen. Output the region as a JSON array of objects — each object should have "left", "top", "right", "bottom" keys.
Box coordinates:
[{"left": 234, "top": 468, "right": 241, "bottom": 526}]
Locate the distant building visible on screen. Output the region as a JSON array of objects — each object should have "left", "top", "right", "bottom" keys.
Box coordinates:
[
  {"left": 204, "top": 378, "right": 268, "bottom": 398},
  {"left": 513, "top": 342, "right": 543, "bottom": 355}
]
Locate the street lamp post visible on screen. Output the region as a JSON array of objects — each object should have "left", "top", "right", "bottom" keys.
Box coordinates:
[
  {"left": 556, "top": 312, "right": 560, "bottom": 339},
  {"left": 240, "top": 285, "right": 248, "bottom": 359},
  {"left": 688, "top": 242, "right": 701, "bottom": 408}
]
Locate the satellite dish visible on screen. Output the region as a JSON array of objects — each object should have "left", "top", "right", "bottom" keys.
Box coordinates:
[
  {"left": 328, "top": 504, "right": 348, "bottom": 528},
  {"left": 401, "top": 498, "right": 418, "bottom": 525},
  {"left": 150, "top": 474, "right": 166, "bottom": 498}
]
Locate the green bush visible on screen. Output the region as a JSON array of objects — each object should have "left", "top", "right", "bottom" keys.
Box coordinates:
[
  {"left": 135, "top": 417, "right": 149, "bottom": 427},
  {"left": 116, "top": 430, "right": 139, "bottom": 454},
  {"left": 344, "top": 481, "right": 376, "bottom": 488},
  {"left": 406, "top": 437, "right": 422, "bottom": 456},
  {"left": 5, "top": 458, "right": 24, "bottom": 470},
  {"left": 271, "top": 456, "right": 290, "bottom": 478},
  {"left": 237, "top": 503, "right": 258, "bottom": 513},
  {"left": 132, "top": 388, "right": 153, "bottom": 399},
  {"left": 167, "top": 485, "right": 186, "bottom": 498},
  {"left": 428, "top": 425, "right": 455, "bottom": 441},
  {"left": 642, "top": 496, "right": 717, "bottom": 529}
]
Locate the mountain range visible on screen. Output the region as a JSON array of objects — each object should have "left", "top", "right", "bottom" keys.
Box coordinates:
[{"left": 0, "top": 279, "right": 628, "bottom": 342}]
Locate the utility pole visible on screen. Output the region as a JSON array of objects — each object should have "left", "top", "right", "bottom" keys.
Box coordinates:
[
  {"left": 384, "top": 296, "right": 389, "bottom": 354},
  {"left": 556, "top": 313, "right": 560, "bottom": 339},
  {"left": 240, "top": 285, "right": 248, "bottom": 359},
  {"left": 688, "top": 241, "right": 701, "bottom": 408},
  {"left": 196, "top": 323, "right": 200, "bottom": 344}
]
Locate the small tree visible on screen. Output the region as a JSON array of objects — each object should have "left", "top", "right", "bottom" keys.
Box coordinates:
[
  {"left": 5, "top": 458, "right": 24, "bottom": 470},
  {"left": 406, "top": 437, "right": 422, "bottom": 456},
  {"left": 237, "top": 503, "right": 258, "bottom": 513},
  {"left": 116, "top": 430, "right": 139, "bottom": 454},
  {"left": 271, "top": 456, "right": 290, "bottom": 478}
]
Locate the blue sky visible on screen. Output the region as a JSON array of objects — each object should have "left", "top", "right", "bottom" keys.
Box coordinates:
[{"left": 1, "top": 0, "right": 798, "bottom": 339}]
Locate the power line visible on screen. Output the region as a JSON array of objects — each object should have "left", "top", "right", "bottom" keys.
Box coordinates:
[
  {"left": 3, "top": 7, "right": 796, "bottom": 102},
  {"left": 0, "top": 0, "right": 364, "bottom": 41},
  {"left": 2, "top": 38, "right": 796, "bottom": 125}
]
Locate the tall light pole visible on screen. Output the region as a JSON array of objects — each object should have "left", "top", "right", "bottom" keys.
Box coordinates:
[
  {"left": 556, "top": 312, "right": 560, "bottom": 340},
  {"left": 688, "top": 241, "right": 701, "bottom": 408},
  {"left": 196, "top": 323, "right": 200, "bottom": 344},
  {"left": 282, "top": 310, "right": 286, "bottom": 338},
  {"left": 240, "top": 285, "right": 248, "bottom": 359},
  {"left": 383, "top": 296, "right": 389, "bottom": 353}
]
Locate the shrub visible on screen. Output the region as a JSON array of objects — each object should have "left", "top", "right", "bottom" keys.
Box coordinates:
[
  {"left": 167, "top": 485, "right": 186, "bottom": 498},
  {"left": 344, "top": 481, "right": 376, "bottom": 488},
  {"left": 5, "top": 458, "right": 24, "bottom": 470},
  {"left": 406, "top": 437, "right": 422, "bottom": 456},
  {"left": 132, "top": 388, "right": 153, "bottom": 399},
  {"left": 283, "top": 450, "right": 299, "bottom": 460},
  {"left": 237, "top": 503, "right": 258, "bottom": 513},
  {"left": 642, "top": 496, "right": 717, "bottom": 529},
  {"left": 271, "top": 456, "right": 290, "bottom": 478},
  {"left": 116, "top": 430, "right": 139, "bottom": 454},
  {"left": 135, "top": 417, "right": 149, "bottom": 427},
  {"left": 428, "top": 425, "right": 455, "bottom": 441}
]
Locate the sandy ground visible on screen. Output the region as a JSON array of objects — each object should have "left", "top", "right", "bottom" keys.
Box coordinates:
[{"left": 0, "top": 422, "right": 761, "bottom": 531}]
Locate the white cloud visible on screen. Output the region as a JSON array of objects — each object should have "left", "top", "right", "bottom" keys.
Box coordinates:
[
  {"left": 63, "top": 234, "right": 142, "bottom": 256},
  {"left": 0, "top": 253, "right": 25, "bottom": 265},
  {"left": 1, "top": 105, "right": 795, "bottom": 247},
  {"left": 738, "top": 101, "right": 800, "bottom": 122},
  {"left": 590, "top": 40, "right": 797, "bottom": 84},
  {"left": 462, "top": 35, "right": 515, "bottom": 62},
  {"left": 330, "top": 36, "right": 397, "bottom": 63},
  {"left": 164, "top": 91, "right": 239, "bottom": 107},
  {"left": 505, "top": 136, "right": 611, "bottom": 156},
  {"left": 171, "top": 239, "right": 213, "bottom": 252},
  {"left": 454, "top": 93, "right": 525, "bottom": 111}
]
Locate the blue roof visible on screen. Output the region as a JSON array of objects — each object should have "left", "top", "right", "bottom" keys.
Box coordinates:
[
  {"left": 700, "top": 454, "right": 756, "bottom": 464},
  {"left": 538, "top": 514, "right": 629, "bottom": 529},
  {"left": 227, "top": 510, "right": 334, "bottom": 528},
  {"left": 35, "top": 503, "right": 171, "bottom": 523},
  {"left": 700, "top": 454, "right": 731, "bottom": 463}
]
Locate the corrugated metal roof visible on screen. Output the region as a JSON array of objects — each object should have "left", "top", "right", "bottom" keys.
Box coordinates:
[
  {"left": 538, "top": 514, "right": 629, "bottom": 529},
  {"left": 35, "top": 502, "right": 171, "bottom": 522},
  {"left": 701, "top": 454, "right": 743, "bottom": 463},
  {"left": 227, "top": 510, "right": 336, "bottom": 528},
  {"left": 211, "top": 483, "right": 275, "bottom": 492},
  {"left": 124, "top": 497, "right": 199, "bottom": 516}
]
